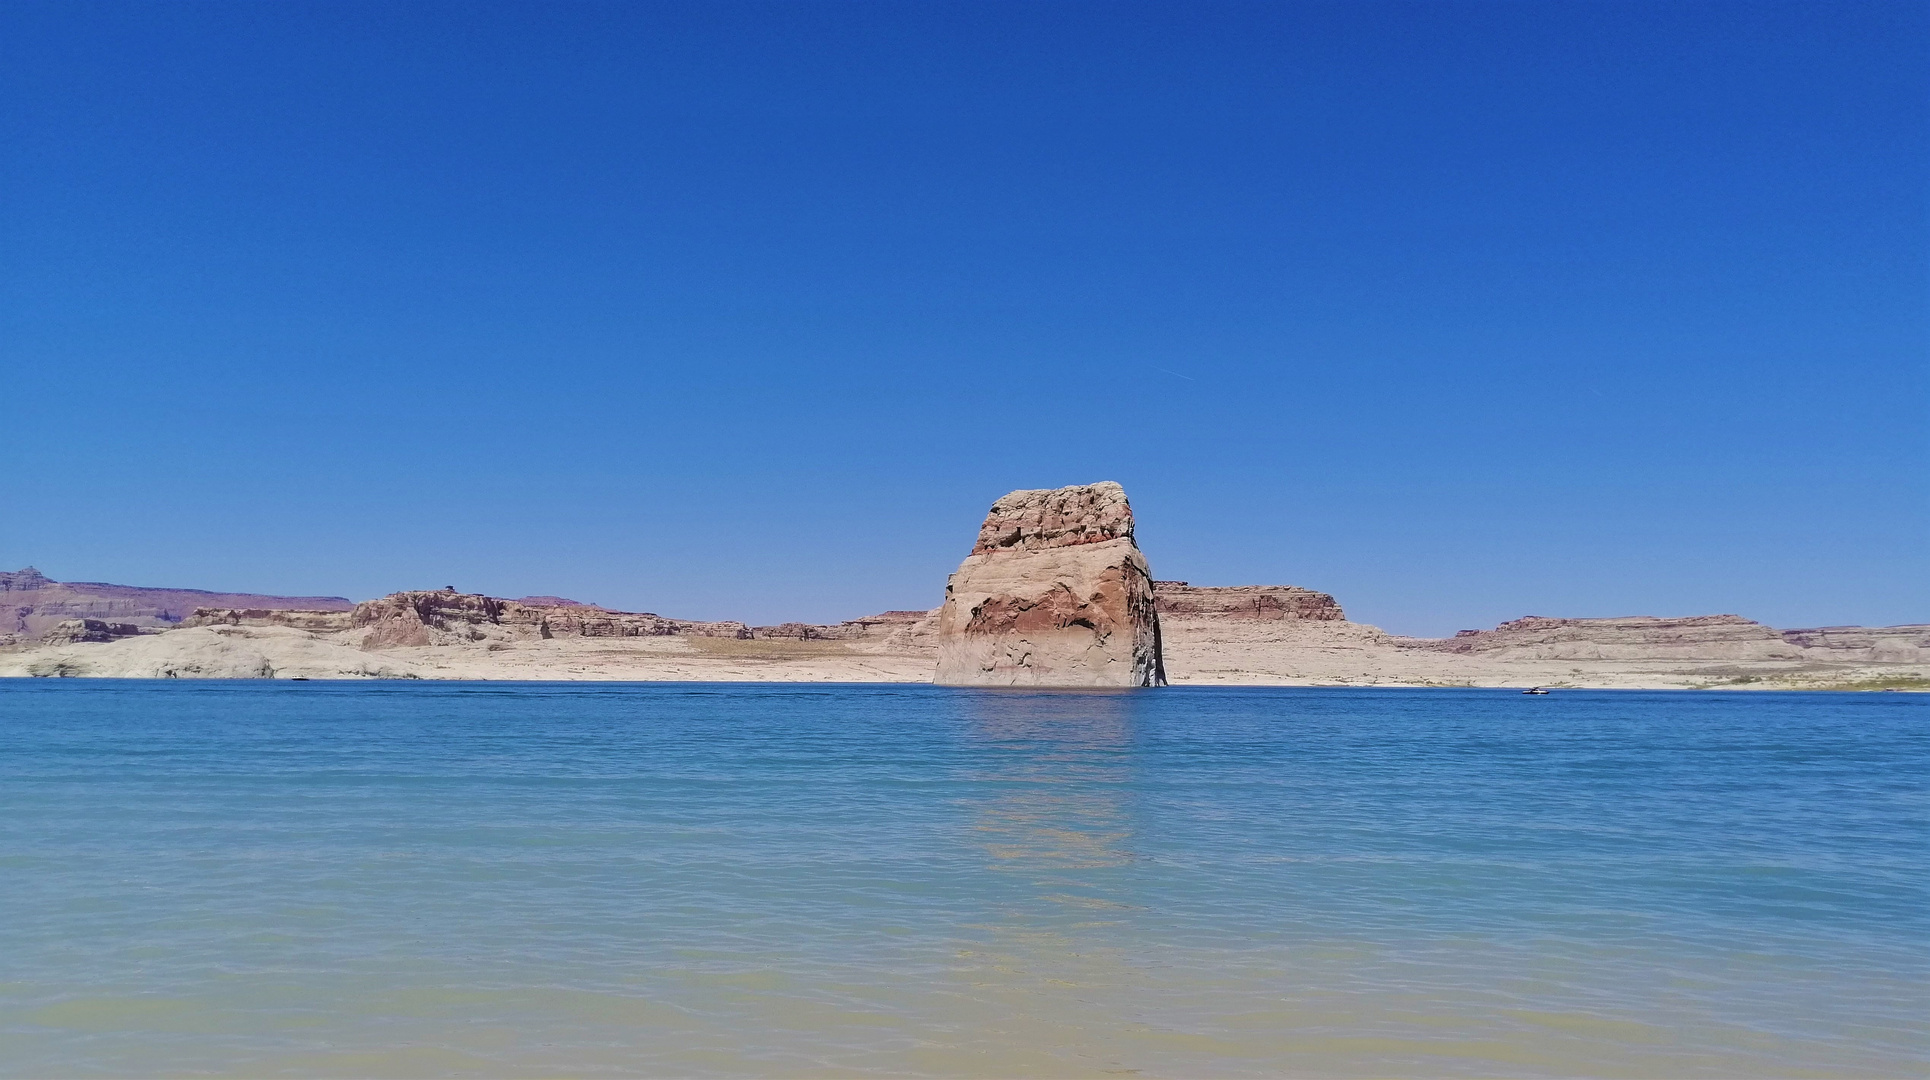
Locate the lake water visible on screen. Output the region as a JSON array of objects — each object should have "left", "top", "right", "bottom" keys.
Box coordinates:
[{"left": 0, "top": 682, "right": 1922, "bottom": 1077}]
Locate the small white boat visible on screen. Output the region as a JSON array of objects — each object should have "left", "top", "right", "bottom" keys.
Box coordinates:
[{"left": 1522, "top": 687, "right": 1550, "bottom": 695}]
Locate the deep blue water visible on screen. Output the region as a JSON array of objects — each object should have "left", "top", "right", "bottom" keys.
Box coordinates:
[{"left": 0, "top": 682, "right": 1923, "bottom": 1076}]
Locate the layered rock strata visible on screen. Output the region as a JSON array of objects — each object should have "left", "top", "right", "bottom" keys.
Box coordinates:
[
  {"left": 1154, "top": 582, "right": 1345, "bottom": 621},
  {"left": 41, "top": 619, "right": 150, "bottom": 644},
  {"left": 2, "top": 566, "right": 352, "bottom": 638},
  {"left": 935, "top": 482, "right": 1163, "bottom": 688},
  {"left": 177, "top": 591, "right": 942, "bottom": 650},
  {"left": 1778, "top": 625, "right": 1930, "bottom": 664},
  {"left": 1405, "top": 614, "right": 1805, "bottom": 662},
  {"left": 182, "top": 608, "right": 356, "bottom": 632},
  {"left": 752, "top": 610, "right": 936, "bottom": 644},
  {"left": 346, "top": 590, "right": 756, "bottom": 649}
]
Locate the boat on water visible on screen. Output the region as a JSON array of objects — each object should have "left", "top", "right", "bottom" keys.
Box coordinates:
[{"left": 1522, "top": 687, "right": 1550, "bottom": 695}]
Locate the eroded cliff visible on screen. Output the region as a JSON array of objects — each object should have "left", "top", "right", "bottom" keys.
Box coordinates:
[
  {"left": 1, "top": 566, "right": 352, "bottom": 640},
  {"left": 935, "top": 482, "right": 1162, "bottom": 688},
  {"left": 1154, "top": 582, "right": 1345, "bottom": 621}
]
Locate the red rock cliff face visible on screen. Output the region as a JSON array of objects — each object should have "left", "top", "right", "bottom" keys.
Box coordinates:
[{"left": 935, "top": 482, "right": 1163, "bottom": 687}]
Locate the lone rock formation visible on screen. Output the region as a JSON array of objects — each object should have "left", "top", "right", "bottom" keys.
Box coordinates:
[{"left": 935, "top": 482, "right": 1164, "bottom": 687}]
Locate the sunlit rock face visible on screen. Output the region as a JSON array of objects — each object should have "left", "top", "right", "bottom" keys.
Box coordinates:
[{"left": 935, "top": 482, "right": 1163, "bottom": 688}]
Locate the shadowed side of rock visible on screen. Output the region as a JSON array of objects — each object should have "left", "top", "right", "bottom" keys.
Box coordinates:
[{"left": 935, "top": 482, "right": 1162, "bottom": 687}]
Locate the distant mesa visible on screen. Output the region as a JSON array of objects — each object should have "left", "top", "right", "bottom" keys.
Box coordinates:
[
  {"left": 1153, "top": 581, "right": 1345, "bottom": 622},
  {"left": 1417, "top": 614, "right": 1800, "bottom": 660},
  {"left": 935, "top": 482, "right": 1164, "bottom": 688},
  {"left": 2, "top": 566, "right": 352, "bottom": 640},
  {"left": 194, "top": 589, "right": 937, "bottom": 652},
  {"left": 0, "top": 567, "right": 53, "bottom": 591},
  {"left": 346, "top": 590, "right": 758, "bottom": 649},
  {"left": 1417, "top": 613, "right": 1930, "bottom": 665}
]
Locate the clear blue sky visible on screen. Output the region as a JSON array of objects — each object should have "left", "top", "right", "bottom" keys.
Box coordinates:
[{"left": 2, "top": 0, "right": 1924, "bottom": 635}]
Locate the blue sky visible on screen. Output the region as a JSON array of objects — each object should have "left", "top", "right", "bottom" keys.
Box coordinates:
[{"left": 2, "top": 0, "right": 1924, "bottom": 635}]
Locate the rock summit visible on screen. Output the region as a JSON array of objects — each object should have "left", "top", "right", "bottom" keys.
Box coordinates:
[{"left": 934, "top": 482, "right": 1164, "bottom": 687}]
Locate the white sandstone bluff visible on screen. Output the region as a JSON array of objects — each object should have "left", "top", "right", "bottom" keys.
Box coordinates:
[{"left": 934, "top": 482, "right": 1164, "bottom": 688}]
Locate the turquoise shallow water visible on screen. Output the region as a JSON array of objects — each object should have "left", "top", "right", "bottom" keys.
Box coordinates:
[{"left": 0, "top": 682, "right": 1923, "bottom": 1077}]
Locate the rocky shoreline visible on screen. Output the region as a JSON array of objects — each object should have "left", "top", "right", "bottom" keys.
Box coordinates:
[
  {"left": 4, "top": 574, "right": 1923, "bottom": 689},
  {"left": 3, "top": 481, "right": 1925, "bottom": 689}
]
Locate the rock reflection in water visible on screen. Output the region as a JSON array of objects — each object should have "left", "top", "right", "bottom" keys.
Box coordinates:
[
  {"left": 962, "top": 690, "right": 1140, "bottom": 877},
  {"left": 941, "top": 691, "right": 1158, "bottom": 1074}
]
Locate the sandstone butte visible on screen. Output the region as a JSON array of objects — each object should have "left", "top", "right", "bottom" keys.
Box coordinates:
[{"left": 934, "top": 482, "right": 1165, "bottom": 688}]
